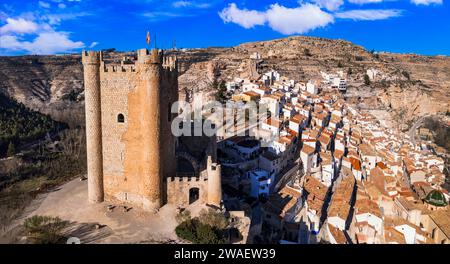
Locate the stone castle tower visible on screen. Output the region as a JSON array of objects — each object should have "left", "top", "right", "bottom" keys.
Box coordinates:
[{"left": 82, "top": 48, "right": 221, "bottom": 211}]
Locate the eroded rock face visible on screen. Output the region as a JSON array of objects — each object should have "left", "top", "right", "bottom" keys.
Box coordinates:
[
  {"left": 0, "top": 36, "right": 449, "bottom": 129},
  {"left": 0, "top": 55, "right": 84, "bottom": 127}
]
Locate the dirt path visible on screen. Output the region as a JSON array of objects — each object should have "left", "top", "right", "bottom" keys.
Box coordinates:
[{"left": 2, "top": 178, "right": 186, "bottom": 244}]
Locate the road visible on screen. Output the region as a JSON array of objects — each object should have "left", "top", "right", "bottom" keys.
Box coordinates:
[{"left": 407, "top": 115, "right": 430, "bottom": 146}]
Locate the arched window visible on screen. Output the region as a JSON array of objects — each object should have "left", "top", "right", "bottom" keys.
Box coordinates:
[{"left": 117, "top": 113, "right": 125, "bottom": 123}]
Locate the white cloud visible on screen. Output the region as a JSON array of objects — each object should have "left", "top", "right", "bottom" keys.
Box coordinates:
[
  {"left": 172, "top": 1, "right": 211, "bottom": 9},
  {"left": 89, "top": 41, "right": 98, "bottom": 48},
  {"left": 0, "top": 0, "right": 92, "bottom": 55},
  {"left": 0, "top": 31, "right": 84, "bottom": 54},
  {"left": 219, "top": 3, "right": 266, "bottom": 29},
  {"left": 335, "top": 9, "right": 402, "bottom": 20},
  {"left": 39, "top": 1, "right": 51, "bottom": 9},
  {"left": 173, "top": 1, "right": 192, "bottom": 8},
  {"left": 410, "top": 0, "right": 443, "bottom": 5},
  {"left": 0, "top": 18, "right": 39, "bottom": 34},
  {"left": 266, "top": 4, "right": 334, "bottom": 34},
  {"left": 219, "top": 3, "right": 333, "bottom": 34},
  {"left": 143, "top": 11, "right": 189, "bottom": 21},
  {"left": 45, "top": 12, "right": 90, "bottom": 25},
  {"left": 347, "top": 0, "right": 384, "bottom": 4},
  {"left": 313, "top": 0, "right": 344, "bottom": 11}
]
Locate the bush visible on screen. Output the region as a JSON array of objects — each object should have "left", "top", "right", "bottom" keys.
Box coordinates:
[
  {"left": 198, "top": 208, "right": 229, "bottom": 230},
  {"left": 364, "top": 74, "right": 371, "bottom": 85},
  {"left": 175, "top": 218, "right": 225, "bottom": 244},
  {"left": 24, "top": 215, "right": 67, "bottom": 244},
  {"left": 7, "top": 141, "right": 15, "bottom": 156}
]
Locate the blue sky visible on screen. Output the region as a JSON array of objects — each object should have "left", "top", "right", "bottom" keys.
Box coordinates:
[{"left": 0, "top": 0, "right": 448, "bottom": 56}]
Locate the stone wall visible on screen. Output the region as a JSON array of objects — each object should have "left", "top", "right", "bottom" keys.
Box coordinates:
[{"left": 167, "top": 175, "right": 209, "bottom": 207}]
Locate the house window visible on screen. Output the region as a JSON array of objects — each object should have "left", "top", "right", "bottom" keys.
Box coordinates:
[{"left": 117, "top": 113, "right": 125, "bottom": 123}]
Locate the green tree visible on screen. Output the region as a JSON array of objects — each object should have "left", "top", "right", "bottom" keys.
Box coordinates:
[
  {"left": 7, "top": 141, "right": 15, "bottom": 156},
  {"left": 347, "top": 68, "right": 352, "bottom": 75},
  {"left": 214, "top": 81, "right": 228, "bottom": 103},
  {"left": 175, "top": 218, "right": 225, "bottom": 244},
  {"left": 364, "top": 74, "right": 371, "bottom": 85},
  {"left": 337, "top": 61, "right": 343, "bottom": 68}
]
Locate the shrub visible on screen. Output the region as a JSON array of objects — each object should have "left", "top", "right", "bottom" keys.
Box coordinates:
[
  {"left": 24, "top": 215, "right": 67, "bottom": 244},
  {"left": 7, "top": 141, "right": 15, "bottom": 156},
  {"left": 175, "top": 218, "right": 225, "bottom": 244},
  {"left": 198, "top": 208, "right": 229, "bottom": 230},
  {"left": 364, "top": 74, "right": 371, "bottom": 85}
]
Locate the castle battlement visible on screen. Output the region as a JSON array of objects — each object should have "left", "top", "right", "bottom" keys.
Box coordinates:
[
  {"left": 82, "top": 50, "right": 101, "bottom": 65},
  {"left": 162, "top": 55, "right": 177, "bottom": 71},
  {"left": 169, "top": 173, "right": 208, "bottom": 182},
  {"left": 102, "top": 64, "right": 136, "bottom": 73},
  {"left": 137, "top": 48, "right": 162, "bottom": 64},
  {"left": 92, "top": 48, "right": 177, "bottom": 74}
]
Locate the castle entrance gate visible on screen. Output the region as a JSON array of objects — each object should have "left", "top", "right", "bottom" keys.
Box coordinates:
[{"left": 189, "top": 188, "right": 199, "bottom": 204}]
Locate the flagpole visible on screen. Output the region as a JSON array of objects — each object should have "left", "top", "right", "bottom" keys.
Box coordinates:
[{"left": 146, "top": 30, "right": 151, "bottom": 50}]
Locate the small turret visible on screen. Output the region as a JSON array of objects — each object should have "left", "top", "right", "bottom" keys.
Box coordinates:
[
  {"left": 207, "top": 155, "right": 222, "bottom": 207},
  {"left": 137, "top": 48, "right": 162, "bottom": 64}
]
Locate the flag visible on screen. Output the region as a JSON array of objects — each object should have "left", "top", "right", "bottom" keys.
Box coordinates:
[{"left": 146, "top": 31, "right": 150, "bottom": 45}]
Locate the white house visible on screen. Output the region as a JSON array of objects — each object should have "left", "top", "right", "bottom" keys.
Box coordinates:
[
  {"left": 301, "top": 144, "right": 317, "bottom": 173},
  {"left": 259, "top": 151, "right": 281, "bottom": 178},
  {"left": 242, "top": 82, "right": 260, "bottom": 92},
  {"left": 306, "top": 81, "right": 318, "bottom": 95},
  {"left": 261, "top": 95, "right": 280, "bottom": 118},
  {"left": 247, "top": 169, "right": 273, "bottom": 198}
]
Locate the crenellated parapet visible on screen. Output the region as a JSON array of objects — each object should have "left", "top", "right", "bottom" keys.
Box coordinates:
[
  {"left": 137, "top": 48, "right": 162, "bottom": 65},
  {"left": 82, "top": 50, "right": 101, "bottom": 65},
  {"left": 168, "top": 173, "right": 208, "bottom": 182},
  {"left": 162, "top": 55, "right": 178, "bottom": 71},
  {"left": 103, "top": 64, "right": 136, "bottom": 73}
]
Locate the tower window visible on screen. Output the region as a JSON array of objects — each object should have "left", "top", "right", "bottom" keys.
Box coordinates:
[{"left": 118, "top": 113, "right": 125, "bottom": 123}]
